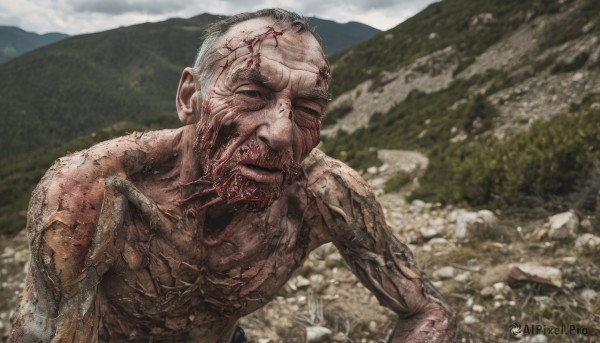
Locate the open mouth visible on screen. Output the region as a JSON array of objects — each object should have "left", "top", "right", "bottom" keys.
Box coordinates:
[
  {"left": 240, "top": 163, "right": 284, "bottom": 183},
  {"left": 244, "top": 163, "right": 281, "bottom": 173}
]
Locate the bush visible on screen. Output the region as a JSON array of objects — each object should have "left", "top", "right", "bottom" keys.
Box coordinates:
[
  {"left": 410, "top": 100, "right": 600, "bottom": 209},
  {"left": 322, "top": 102, "right": 353, "bottom": 127},
  {"left": 384, "top": 172, "right": 413, "bottom": 193}
]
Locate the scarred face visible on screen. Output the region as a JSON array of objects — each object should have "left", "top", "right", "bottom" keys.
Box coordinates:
[{"left": 190, "top": 18, "right": 330, "bottom": 210}]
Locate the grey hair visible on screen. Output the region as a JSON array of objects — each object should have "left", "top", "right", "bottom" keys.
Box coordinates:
[{"left": 192, "top": 8, "right": 320, "bottom": 96}]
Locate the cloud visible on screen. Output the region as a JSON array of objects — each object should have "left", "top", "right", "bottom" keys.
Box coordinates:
[
  {"left": 0, "top": 0, "right": 439, "bottom": 35},
  {"left": 69, "top": 0, "right": 189, "bottom": 15}
]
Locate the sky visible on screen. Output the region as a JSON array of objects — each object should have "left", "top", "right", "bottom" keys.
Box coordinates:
[{"left": 0, "top": 0, "right": 438, "bottom": 35}]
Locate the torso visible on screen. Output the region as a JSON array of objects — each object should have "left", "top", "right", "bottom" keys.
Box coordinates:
[{"left": 97, "top": 144, "right": 325, "bottom": 341}]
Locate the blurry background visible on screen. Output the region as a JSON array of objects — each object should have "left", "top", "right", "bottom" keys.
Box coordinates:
[{"left": 0, "top": 0, "right": 599, "bottom": 341}]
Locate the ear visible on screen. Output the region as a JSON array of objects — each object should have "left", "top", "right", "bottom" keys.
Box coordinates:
[{"left": 176, "top": 67, "right": 201, "bottom": 125}]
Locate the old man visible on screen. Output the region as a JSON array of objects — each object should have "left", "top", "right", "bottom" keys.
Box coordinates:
[{"left": 11, "top": 8, "right": 455, "bottom": 342}]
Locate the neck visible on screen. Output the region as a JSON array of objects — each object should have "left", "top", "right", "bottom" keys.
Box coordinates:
[{"left": 176, "top": 125, "right": 223, "bottom": 211}]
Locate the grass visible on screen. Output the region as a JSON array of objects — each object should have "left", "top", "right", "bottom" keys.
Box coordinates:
[{"left": 328, "top": 0, "right": 568, "bottom": 98}]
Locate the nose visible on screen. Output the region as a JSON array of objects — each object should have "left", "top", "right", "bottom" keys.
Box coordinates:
[{"left": 256, "top": 102, "right": 293, "bottom": 151}]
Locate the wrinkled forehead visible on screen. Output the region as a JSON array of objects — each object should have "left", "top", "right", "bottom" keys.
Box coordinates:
[{"left": 214, "top": 17, "right": 328, "bottom": 74}]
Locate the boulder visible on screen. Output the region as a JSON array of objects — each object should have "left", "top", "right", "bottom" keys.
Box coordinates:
[
  {"left": 575, "top": 233, "right": 600, "bottom": 251},
  {"left": 509, "top": 263, "right": 562, "bottom": 287},
  {"left": 306, "top": 326, "right": 332, "bottom": 343},
  {"left": 455, "top": 209, "right": 498, "bottom": 242},
  {"left": 548, "top": 211, "right": 579, "bottom": 240}
]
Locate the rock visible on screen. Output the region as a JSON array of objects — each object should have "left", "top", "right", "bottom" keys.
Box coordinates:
[
  {"left": 571, "top": 72, "right": 584, "bottom": 82},
  {"left": 420, "top": 227, "right": 439, "bottom": 240},
  {"left": 410, "top": 199, "right": 427, "bottom": 212},
  {"left": 480, "top": 286, "right": 495, "bottom": 298},
  {"left": 452, "top": 209, "right": 499, "bottom": 242},
  {"left": 332, "top": 332, "right": 348, "bottom": 341},
  {"left": 509, "top": 263, "right": 562, "bottom": 287},
  {"left": 378, "top": 163, "right": 389, "bottom": 173},
  {"left": 455, "top": 210, "right": 478, "bottom": 241},
  {"left": 258, "top": 339, "right": 271, "bottom": 343},
  {"left": 429, "top": 217, "right": 445, "bottom": 227},
  {"left": 463, "top": 315, "right": 478, "bottom": 325},
  {"left": 521, "top": 334, "right": 549, "bottom": 343},
  {"left": 295, "top": 276, "right": 311, "bottom": 289},
  {"left": 14, "top": 250, "right": 29, "bottom": 264},
  {"left": 306, "top": 325, "right": 332, "bottom": 342},
  {"left": 574, "top": 233, "right": 600, "bottom": 251},
  {"left": 493, "top": 282, "right": 508, "bottom": 293},
  {"left": 429, "top": 238, "right": 452, "bottom": 251},
  {"left": 1, "top": 247, "right": 15, "bottom": 259},
  {"left": 368, "top": 320, "right": 378, "bottom": 332},
  {"left": 477, "top": 210, "right": 498, "bottom": 226},
  {"left": 548, "top": 211, "right": 579, "bottom": 240},
  {"left": 454, "top": 272, "right": 471, "bottom": 283},
  {"left": 368, "top": 177, "right": 386, "bottom": 190},
  {"left": 309, "top": 274, "right": 324, "bottom": 288},
  {"left": 432, "top": 266, "right": 456, "bottom": 280},
  {"left": 366, "top": 166, "right": 378, "bottom": 175},
  {"left": 472, "top": 304, "right": 484, "bottom": 313},
  {"left": 580, "top": 288, "right": 597, "bottom": 303}
]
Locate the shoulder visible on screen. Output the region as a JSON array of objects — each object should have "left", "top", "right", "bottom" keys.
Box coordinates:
[
  {"left": 30, "top": 128, "right": 181, "bottom": 234},
  {"left": 301, "top": 150, "right": 385, "bottom": 247},
  {"left": 302, "top": 149, "right": 372, "bottom": 200},
  {"left": 38, "top": 129, "right": 181, "bottom": 200}
]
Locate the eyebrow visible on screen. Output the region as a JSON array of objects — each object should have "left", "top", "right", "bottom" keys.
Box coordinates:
[
  {"left": 231, "top": 69, "right": 270, "bottom": 86},
  {"left": 298, "top": 89, "right": 332, "bottom": 104},
  {"left": 232, "top": 68, "right": 332, "bottom": 103}
]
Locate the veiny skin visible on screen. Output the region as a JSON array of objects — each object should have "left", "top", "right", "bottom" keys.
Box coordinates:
[{"left": 10, "top": 17, "right": 456, "bottom": 342}]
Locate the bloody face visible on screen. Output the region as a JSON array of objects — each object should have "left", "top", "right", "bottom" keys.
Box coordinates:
[{"left": 193, "top": 18, "right": 331, "bottom": 210}]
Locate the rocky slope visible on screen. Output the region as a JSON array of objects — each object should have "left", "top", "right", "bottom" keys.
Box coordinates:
[
  {"left": 325, "top": 0, "right": 600, "bottom": 141},
  {"left": 1, "top": 152, "right": 598, "bottom": 342}
]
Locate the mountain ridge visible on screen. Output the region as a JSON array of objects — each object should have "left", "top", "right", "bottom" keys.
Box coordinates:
[
  {"left": 0, "top": 14, "right": 378, "bottom": 159},
  {"left": 0, "top": 25, "right": 68, "bottom": 63}
]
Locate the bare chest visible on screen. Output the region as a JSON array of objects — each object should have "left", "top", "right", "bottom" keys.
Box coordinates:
[{"left": 102, "top": 193, "right": 316, "bottom": 332}]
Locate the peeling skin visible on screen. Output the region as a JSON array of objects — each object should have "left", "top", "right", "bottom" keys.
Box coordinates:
[{"left": 10, "top": 17, "right": 455, "bottom": 343}]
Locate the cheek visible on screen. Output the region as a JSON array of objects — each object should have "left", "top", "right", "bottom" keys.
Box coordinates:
[{"left": 292, "top": 116, "right": 321, "bottom": 158}]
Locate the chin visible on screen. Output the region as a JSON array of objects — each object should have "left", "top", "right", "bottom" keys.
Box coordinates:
[{"left": 214, "top": 171, "right": 283, "bottom": 211}]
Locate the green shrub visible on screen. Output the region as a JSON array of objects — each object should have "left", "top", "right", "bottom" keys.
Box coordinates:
[
  {"left": 322, "top": 102, "right": 353, "bottom": 127},
  {"left": 384, "top": 172, "right": 413, "bottom": 193},
  {"left": 410, "top": 100, "right": 600, "bottom": 209},
  {"left": 551, "top": 52, "right": 589, "bottom": 74},
  {"left": 539, "top": 0, "right": 600, "bottom": 49}
]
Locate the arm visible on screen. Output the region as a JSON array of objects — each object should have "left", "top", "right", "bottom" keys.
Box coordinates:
[
  {"left": 306, "top": 152, "right": 456, "bottom": 342},
  {"left": 10, "top": 156, "right": 127, "bottom": 342}
]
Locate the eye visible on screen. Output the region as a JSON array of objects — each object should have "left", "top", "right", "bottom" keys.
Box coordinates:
[
  {"left": 298, "top": 106, "right": 320, "bottom": 117},
  {"left": 238, "top": 90, "right": 262, "bottom": 98}
]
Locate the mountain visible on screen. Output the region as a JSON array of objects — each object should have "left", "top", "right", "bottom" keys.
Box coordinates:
[
  {"left": 320, "top": 0, "right": 600, "bottom": 209},
  {"left": 307, "top": 18, "right": 379, "bottom": 55},
  {"left": 1, "top": 2, "right": 600, "bottom": 341},
  {"left": 2, "top": 0, "right": 600, "bottom": 233},
  {"left": 0, "top": 15, "right": 378, "bottom": 160},
  {"left": 0, "top": 26, "right": 68, "bottom": 63}
]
